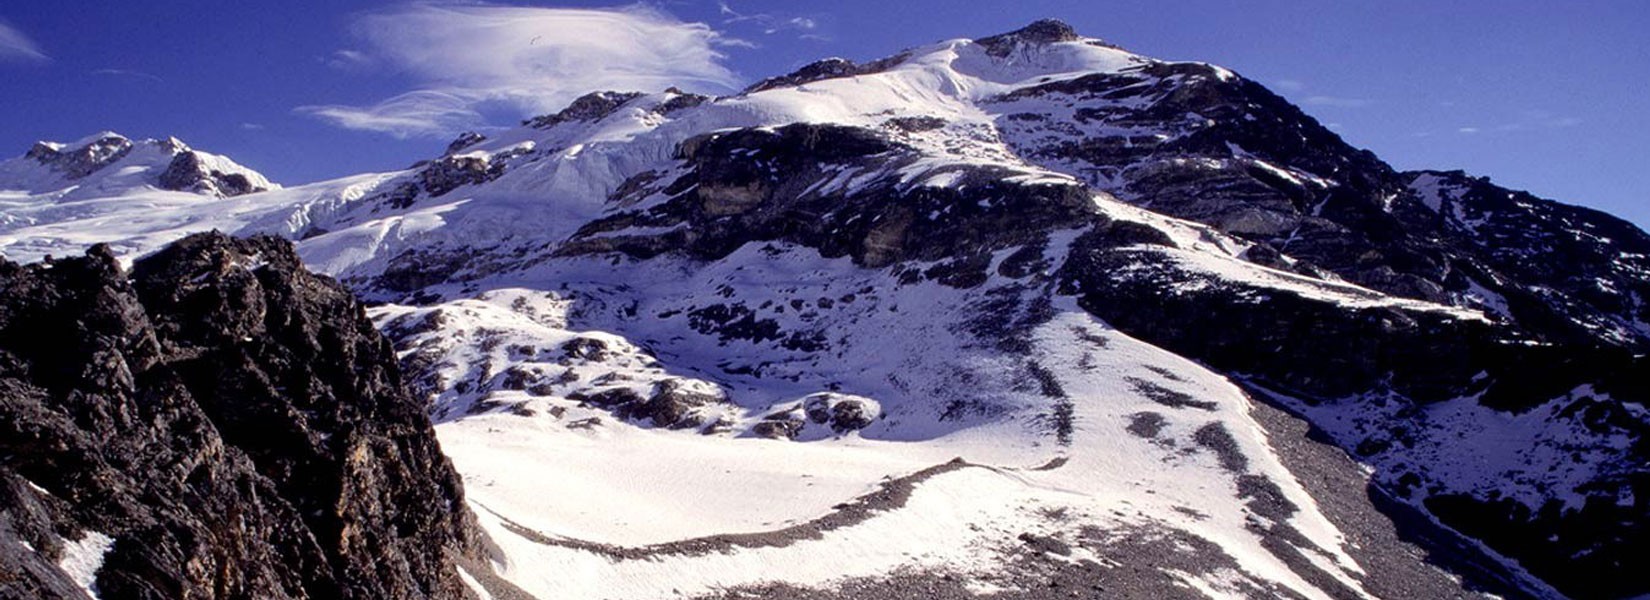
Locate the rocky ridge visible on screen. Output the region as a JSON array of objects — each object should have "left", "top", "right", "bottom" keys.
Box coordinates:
[{"left": 0, "top": 233, "right": 489, "bottom": 599}]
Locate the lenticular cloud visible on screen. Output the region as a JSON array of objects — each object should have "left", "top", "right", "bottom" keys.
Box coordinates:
[
  {"left": 0, "top": 19, "right": 50, "bottom": 63},
  {"left": 298, "top": 3, "right": 741, "bottom": 138}
]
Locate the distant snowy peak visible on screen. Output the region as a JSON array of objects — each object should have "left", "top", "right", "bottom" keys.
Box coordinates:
[
  {"left": 974, "top": 17, "right": 1115, "bottom": 56},
  {"left": 744, "top": 18, "right": 1147, "bottom": 96},
  {"left": 0, "top": 132, "right": 276, "bottom": 198},
  {"left": 155, "top": 144, "right": 278, "bottom": 197},
  {"left": 11, "top": 131, "right": 136, "bottom": 189}
]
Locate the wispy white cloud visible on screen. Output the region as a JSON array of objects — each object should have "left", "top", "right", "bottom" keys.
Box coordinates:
[
  {"left": 297, "top": 2, "right": 741, "bottom": 138},
  {"left": 1302, "top": 95, "right": 1372, "bottom": 108},
  {"left": 0, "top": 19, "right": 48, "bottom": 63},
  {"left": 91, "top": 68, "right": 164, "bottom": 83},
  {"left": 717, "top": 37, "right": 759, "bottom": 49},
  {"left": 1456, "top": 110, "right": 1582, "bottom": 136},
  {"left": 302, "top": 89, "right": 490, "bottom": 139},
  {"left": 716, "top": 2, "right": 818, "bottom": 36},
  {"left": 324, "top": 49, "right": 375, "bottom": 71}
]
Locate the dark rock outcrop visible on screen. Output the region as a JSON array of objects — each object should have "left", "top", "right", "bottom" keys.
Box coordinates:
[
  {"left": 557, "top": 122, "right": 1101, "bottom": 274},
  {"left": 802, "top": 394, "right": 878, "bottom": 433},
  {"left": 995, "top": 59, "right": 1650, "bottom": 352},
  {"left": 23, "top": 133, "right": 134, "bottom": 180},
  {"left": 444, "top": 132, "right": 487, "bottom": 156},
  {"left": 571, "top": 378, "right": 729, "bottom": 430},
  {"left": 525, "top": 91, "right": 645, "bottom": 129},
  {"left": 743, "top": 55, "right": 911, "bottom": 94},
  {"left": 416, "top": 155, "right": 499, "bottom": 199},
  {"left": 974, "top": 18, "right": 1088, "bottom": 57},
  {"left": 0, "top": 233, "right": 483, "bottom": 599},
  {"left": 156, "top": 151, "right": 269, "bottom": 197},
  {"left": 1399, "top": 170, "right": 1650, "bottom": 349},
  {"left": 1057, "top": 231, "right": 1650, "bottom": 597}
]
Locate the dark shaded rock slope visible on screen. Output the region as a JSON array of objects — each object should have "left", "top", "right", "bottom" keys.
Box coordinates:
[
  {"left": 995, "top": 53, "right": 1650, "bottom": 351},
  {"left": 0, "top": 233, "right": 482, "bottom": 599}
]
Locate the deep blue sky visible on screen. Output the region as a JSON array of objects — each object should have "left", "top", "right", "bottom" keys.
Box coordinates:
[{"left": 2, "top": 1, "right": 1646, "bottom": 227}]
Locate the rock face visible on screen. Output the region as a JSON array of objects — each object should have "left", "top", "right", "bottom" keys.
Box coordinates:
[
  {"left": 743, "top": 56, "right": 909, "bottom": 94},
  {"left": 974, "top": 18, "right": 1087, "bottom": 56},
  {"left": 526, "top": 91, "right": 646, "bottom": 129},
  {"left": 155, "top": 150, "right": 269, "bottom": 197},
  {"left": 23, "top": 133, "right": 134, "bottom": 180},
  {"left": 993, "top": 59, "right": 1650, "bottom": 350},
  {"left": 0, "top": 233, "right": 482, "bottom": 599},
  {"left": 559, "top": 122, "right": 1098, "bottom": 273}
]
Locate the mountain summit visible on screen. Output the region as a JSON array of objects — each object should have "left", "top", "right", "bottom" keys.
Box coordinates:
[
  {"left": 2, "top": 20, "right": 1646, "bottom": 599},
  {"left": 2, "top": 132, "right": 275, "bottom": 198},
  {"left": 974, "top": 18, "right": 1087, "bottom": 54}
]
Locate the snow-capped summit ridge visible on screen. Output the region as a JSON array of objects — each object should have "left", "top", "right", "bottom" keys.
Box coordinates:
[
  {"left": 974, "top": 18, "right": 1087, "bottom": 54},
  {"left": 67, "top": 130, "right": 129, "bottom": 148},
  {"left": 1, "top": 132, "right": 276, "bottom": 198},
  {"left": 742, "top": 20, "right": 1143, "bottom": 96}
]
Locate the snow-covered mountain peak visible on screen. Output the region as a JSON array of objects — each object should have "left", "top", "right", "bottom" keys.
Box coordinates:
[
  {"left": 744, "top": 21, "right": 1148, "bottom": 98},
  {"left": 68, "top": 129, "right": 129, "bottom": 146},
  {"left": 17, "top": 131, "right": 134, "bottom": 182},
  {"left": 1, "top": 132, "right": 276, "bottom": 199},
  {"left": 973, "top": 17, "right": 1108, "bottom": 58}
]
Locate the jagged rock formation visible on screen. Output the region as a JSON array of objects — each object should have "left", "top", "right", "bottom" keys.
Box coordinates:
[
  {"left": 0, "top": 233, "right": 484, "bottom": 599},
  {"left": 743, "top": 56, "right": 909, "bottom": 94},
  {"left": 22, "top": 133, "right": 135, "bottom": 180}
]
